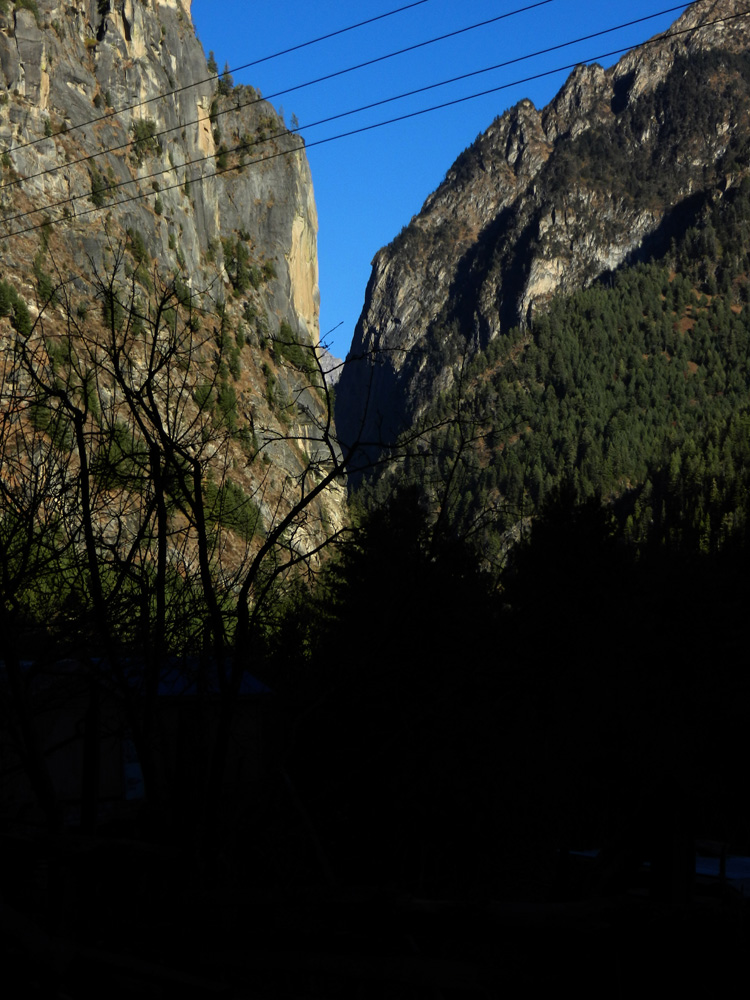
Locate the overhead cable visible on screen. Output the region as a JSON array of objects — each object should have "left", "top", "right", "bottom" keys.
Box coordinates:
[
  {"left": 1, "top": 0, "right": 560, "bottom": 193},
  {"left": 3, "top": 5, "right": 746, "bottom": 240},
  {"left": 4, "top": 0, "right": 437, "bottom": 156},
  {"left": 0, "top": 2, "right": 691, "bottom": 200}
]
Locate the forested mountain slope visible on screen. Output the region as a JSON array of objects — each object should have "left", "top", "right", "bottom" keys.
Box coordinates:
[
  {"left": 336, "top": 0, "right": 750, "bottom": 493},
  {"left": 383, "top": 181, "right": 750, "bottom": 559}
]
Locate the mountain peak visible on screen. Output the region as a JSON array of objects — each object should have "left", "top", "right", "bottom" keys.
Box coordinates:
[{"left": 336, "top": 0, "right": 750, "bottom": 460}]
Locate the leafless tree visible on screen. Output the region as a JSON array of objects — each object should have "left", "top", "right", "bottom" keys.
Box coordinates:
[
  {"left": 0, "top": 244, "right": 356, "bottom": 850},
  {"left": 0, "top": 234, "right": 502, "bottom": 861}
]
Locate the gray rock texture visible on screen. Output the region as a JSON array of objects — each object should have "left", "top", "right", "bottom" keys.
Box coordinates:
[
  {"left": 336, "top": 0, "right": 750, "bottom": 459},
  {"left": 0, "top": 0, "right": 344, "bottom": 549}
]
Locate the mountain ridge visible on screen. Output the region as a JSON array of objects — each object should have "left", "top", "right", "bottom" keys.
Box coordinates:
[{"left": 336, "top": 0, "right": 750, "bottom": 458}]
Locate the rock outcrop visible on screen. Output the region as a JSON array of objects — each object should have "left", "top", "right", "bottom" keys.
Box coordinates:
[
  {"left": 336, "top": 0, "right": 750, "bottom": 460},
  {"left": 0, "top": 0, "right": 344, "bottom": 545}
]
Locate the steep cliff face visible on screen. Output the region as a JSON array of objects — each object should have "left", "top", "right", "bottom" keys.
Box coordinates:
[
  {"left": 336, "top": 0, "right": 750, "bottom": 456},
  {"left": 0, "top": 0, "right": 343, "bottom": 544}
]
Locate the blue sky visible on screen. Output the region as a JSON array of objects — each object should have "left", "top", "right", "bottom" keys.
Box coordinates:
[{"left": 190, "top": 1, "right": 695, "bottom": 358}]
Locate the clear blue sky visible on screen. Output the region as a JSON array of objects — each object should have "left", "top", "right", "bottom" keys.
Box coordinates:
[{"left": 190, "top": 1, "right": 694, "bottom": 358}]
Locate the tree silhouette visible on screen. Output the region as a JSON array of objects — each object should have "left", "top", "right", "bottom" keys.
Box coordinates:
[{"left": 0, "top": 246, "right": 350, "bottom": 852}]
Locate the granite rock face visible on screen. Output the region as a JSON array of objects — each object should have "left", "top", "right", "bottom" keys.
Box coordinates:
[
  {"left": 0, "top": 0, "right": 318, "bottom": 340},
  {"left": 0, "top": 0, "right": 344, "bottom": 543},
  {"left": 336, "top": 0, "right": 750, "bottom": 459}
]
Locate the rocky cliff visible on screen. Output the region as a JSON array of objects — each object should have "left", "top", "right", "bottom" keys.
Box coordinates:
[
  {"left": 336, "top": 0, "right": 750, "bottom": 459},
  {"left": 0, "top": 0, "right": 343, "bottom": 547}
]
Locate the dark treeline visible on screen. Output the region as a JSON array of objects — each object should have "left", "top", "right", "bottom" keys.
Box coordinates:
[
  {"left": 290, "top": 142, "right": 750, "bottom": 902},
  {"left": 272, "top": 481, "right": 750, "bottom": 900}
]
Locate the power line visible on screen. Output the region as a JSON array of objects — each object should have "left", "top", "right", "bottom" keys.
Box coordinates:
[
  {"left": 0, "top": 0, "right": 691, "bottom": 207},
  {"left": 296, "top": 7, "right": 750, "bottom": 146},
  {"left": 281, "top": 5, "right": 698, "bottom": 140},
  {"left": 0, "top": 4, "right": 733, "bottom": 237},
  {"left": 3, "top": 4, "right": 746, "bottom": 240},
  {"left": 4, "top": 0, "right": 437, "bottom": 157},
  {"left": 0, "top": 0, "right": 561, "bottom": 195}
]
